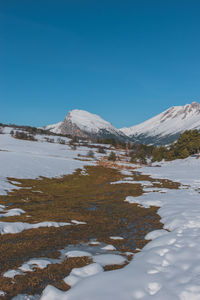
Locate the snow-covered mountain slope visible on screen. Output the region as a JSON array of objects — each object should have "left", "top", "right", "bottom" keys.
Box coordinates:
[
  {"left": 121, "top": 102, "right": 200, "bottom": 144},
  {"left": 45, "top": 121, "right": 63, "bottom": 134},
  {"left": 45, "top": 109, "right": 127, "bottom": 141}
]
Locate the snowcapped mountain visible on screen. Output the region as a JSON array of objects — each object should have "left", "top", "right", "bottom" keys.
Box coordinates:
[
  {"left": 45, "top": 109, "right": 127, "bottom": 141},
  {"left": 45, "top": 103, "right": 200, "bottom": 144},
  {"left": 120, "top": 102, "right": 200, "bottom": 144}
]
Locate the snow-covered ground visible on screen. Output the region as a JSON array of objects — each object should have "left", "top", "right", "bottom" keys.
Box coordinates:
[
  {"left": 0, "top": 128, "right": 95, "bottom": 195},
  {"left": 140, "top": 157, "right": 200, "bottom": 188},
  {"left": 40, "top": 157, "right": 200, "bottom": 300}
]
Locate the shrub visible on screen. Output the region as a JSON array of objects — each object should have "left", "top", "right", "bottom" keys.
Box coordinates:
[
  {"left": 44, "top": 137, "right": 54, "bottom": 143},
  {"left": 108, "top": 151, "right": 116, "bottom": 161},
  {"left": 72, "top": 136, "right": 78, "bottom": 143},
  {"left": 12, "top": 131, "right": 37, "bottom": 141},
  {"left": 180, "top": 148, "right": 190, "bottom": 159},
  {"left": 87, "top": 150, "right": 95, "bottom": 158},
  {"left": 57, "top": 138, "right": 66, "bottom": 145},
  {"left": 130, "top": 154, "right": 138, "bottom": 164},
  {"left": 98, "top": 147, "right": 106, "bottom": 154},
  {"left": 139, "top": 157, "right": 147, "bottom": 165}
]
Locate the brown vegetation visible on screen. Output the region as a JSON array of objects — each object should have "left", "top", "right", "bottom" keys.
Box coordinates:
[{"left": 0, "top": 166, "right": 179, "bottom": 299}]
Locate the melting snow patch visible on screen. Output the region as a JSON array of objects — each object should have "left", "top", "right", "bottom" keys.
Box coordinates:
[
  {"left": 89, "top": 241, "right": 100, "bottom": 245},
  {"left": 71, "top": 220, "right": 86, "bottom": 225},
  {"left": 101, "top": 245, "right": 116, "bottom": 251},
  {"left": 123, "top": 177, "right": 134, "bottom": 181},
  {"left": 0, "top": 208, "right": 25, "bottom": 218},
  {"left": 10, "top": 180, "right": 22, "bottom": 185},
  {"left": 110, "top": 180, "right": 133, "bottom": 184},
  {"left": 65, "top": 250, "right": 92, "bottom": 258},
  {"left": 143, "top": 187, "right": 168, "bottom": 193},
  {"left": 0, "top": 204, "right": 6, "bottom": 211},
  {"left": 125, "top": 193, "right": 162, "bottom": 208},
  {"left": 110, "top": 236, "right": 124, "bottom": 240},
  {"left": 111, "top": 180, "right": 153, "bottom": 186},
  {"left": 93, "top": 254, "right": 126, "bottom": 266},
  {"left": 19, "top": 259, "right": 52, "bottom": 272},
  {"left": 80, "top": 169, "right": 88, "bottom": 176},
  {"left": 120, "top": 170, "right": 133, "bottom": 176},
  {"left": 4, "top": 269, "right": 22, "bottom": 278},
  {"left": 0, "top": 221, "right": 70, "bottom": 235}
]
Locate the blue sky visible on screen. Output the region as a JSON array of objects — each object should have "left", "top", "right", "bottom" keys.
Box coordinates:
[{"left": 1, "top": 0, "right": 200, "bottom": 128}]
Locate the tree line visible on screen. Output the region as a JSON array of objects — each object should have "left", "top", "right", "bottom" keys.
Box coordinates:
[{"left": 129, "top": 130, "right": 200, "bottom": 164}]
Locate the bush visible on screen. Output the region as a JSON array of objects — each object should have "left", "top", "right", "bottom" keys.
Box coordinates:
[
  {"left": 12, "top": 131, "right": 37, "bottom": 141},
  {"left": 44, "top": 137, "right": 54, "bottom": 143},
  {"left": 108, "top": 151, "right": 116, "bottom": 161},
  {"left": 57, "top": 138, "right": 66, "bottom": 145},
  {"left": 130, "top": 154, "right": 138, "bottom": 164},
  {"left": 139, "top": 157, "right": 147, "bottom": 165},
  {"left": 98, "top": 147, "right": 106, "bottom": 154},
  {"left": 87, "top": 150, "right": 95, "bottom": 158},
  {"left": 71, "top": 136, "right": 78, "bottom": 143},
  {"left": 180, "top": 148, "right": 190, "bottom": 159}
]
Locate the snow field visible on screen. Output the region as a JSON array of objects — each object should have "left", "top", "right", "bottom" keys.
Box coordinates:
[{"left": 0, "top": 130, "right": 96, "bottom": 195}]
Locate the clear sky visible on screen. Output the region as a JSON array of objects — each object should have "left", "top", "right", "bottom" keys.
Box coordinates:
[{"left": 1, "top": 0, "right": 200, "bottom": 128}]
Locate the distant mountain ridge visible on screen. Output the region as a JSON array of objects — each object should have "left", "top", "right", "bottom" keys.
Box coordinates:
[{"left": 44, "top": 102, "right": 200, "bottom": 144}]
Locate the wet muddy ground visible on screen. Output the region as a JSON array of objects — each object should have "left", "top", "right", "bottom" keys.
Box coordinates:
[{"left": 0, "top": 165, "right": 179, "bottom": 299}]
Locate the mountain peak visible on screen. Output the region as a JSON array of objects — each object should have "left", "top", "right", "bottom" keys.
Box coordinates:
[
  {"left": 45, "top": 109, "right": 127, "bottom": 141},
  {"left": 65, "top": 109, "right": 114, "bottom": 134},
  {"left": 120, "top": 102, "right": 200, "bottom": 144}
]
